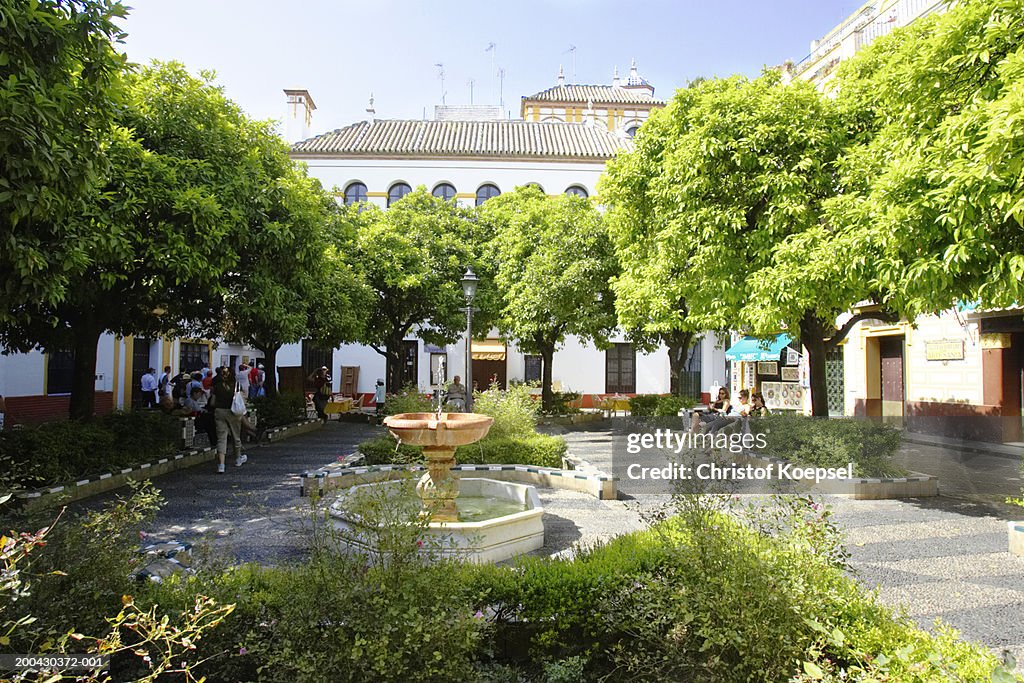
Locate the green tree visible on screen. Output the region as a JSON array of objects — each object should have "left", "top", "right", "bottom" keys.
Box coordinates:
[
  {"left": 478, "top": 186, "right": 617, "bottom": 412},
  {"left": 224, "top": 171, "right": 368, "bottom": 396},
  {"left": 828, "top": 0, "right": 1024, "bottom": 317},
  {"left": 0, "top": 62, "right": 273, "bottom": 418},
  {"left": 603, "top": 74, "right": 892, "bottom": 416},
  {"left": 0, "top": 0, "right": 127, "bottom": 322},
  {"left": 354, "top": 190, "right": 483, "bottom": 393},
  {"left": 602, "top": 105, "right": 704, "bottom": 398}
]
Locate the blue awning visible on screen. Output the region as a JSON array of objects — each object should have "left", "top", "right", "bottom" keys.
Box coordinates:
[{"left": 725, "top": 334, "right": 794, "bottom": 362}]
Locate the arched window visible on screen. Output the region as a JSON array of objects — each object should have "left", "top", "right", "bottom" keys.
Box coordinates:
[
  {"left": 344, "top": 181, "right": 367, "bottom": 205},
  {"left": 475, "top": 183, "right": 500, "bottom": 206},
  {"left": 524, "top": 182, "right": 544, "bottom": 193},
  {"left": 432, "top": 183, "right": 456, "bottom": 201},
  {"left": 625, "top": 124, "right": 640, "bottom": 138},
  {"left": 387, "top": 182, "right": 412, "bottom": 207},
  {"left": 565, "top": 185, "right": 589, "bottom": 199}
]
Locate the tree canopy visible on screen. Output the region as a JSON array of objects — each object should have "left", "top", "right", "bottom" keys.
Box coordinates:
[
  {"left": 354, "top": 189, "right": 485, "bottom": 392},
  {"left": 0, "top": 0, "right": 127, "bottom": 322},
  {"left": 602, "top": 73, "right": 888, "bottom": 415},
  {"left": 478, "top": 186, "right": 617, "bottom": 411},
  {"left": 829, "top": 0, "right": 1024, "bottom": 317},
  {"left": 0, "top": 61, "right": 284, "bottom": 417}
]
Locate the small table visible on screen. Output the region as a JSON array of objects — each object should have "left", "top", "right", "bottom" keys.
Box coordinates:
[{"left": 324, "top": 397, "right": 353, "bottom": 418}]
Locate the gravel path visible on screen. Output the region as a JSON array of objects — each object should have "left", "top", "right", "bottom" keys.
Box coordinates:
[{"left": 90, "top": 419, "right": 1024, "bottom": 669}]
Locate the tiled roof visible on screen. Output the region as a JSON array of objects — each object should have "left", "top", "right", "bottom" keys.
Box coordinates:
[
  {"left": 522, "top": 84, "right": 663, "bottom": 105},
  {"left": 290, "top": 119, "right": 632, "bottom": 160}
]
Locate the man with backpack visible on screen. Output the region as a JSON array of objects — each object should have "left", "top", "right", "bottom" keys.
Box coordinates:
[{"left": 157, "top": 365, "right": 173, "bottom": 398}]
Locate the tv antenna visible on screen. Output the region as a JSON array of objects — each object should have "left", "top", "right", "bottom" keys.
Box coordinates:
[
  {"left": 434, "top": 63, "right": 446, "bottom": 104},
  {"left": 485, "top": 42, "right": 497, "bottom": 100},
  {"left": 497, "top": 67, "right": 506, "bottom": 110},
  {"left": 564, "top": 45, "right": 577, "bottom": 80}
]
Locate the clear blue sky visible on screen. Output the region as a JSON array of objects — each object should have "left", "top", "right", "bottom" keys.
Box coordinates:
[{"left": 119, "top": 0, "right": 861, "bottom": 137}]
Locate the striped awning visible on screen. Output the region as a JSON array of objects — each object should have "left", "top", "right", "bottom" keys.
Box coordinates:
[{"left": 471, "top": 340, "right": 506, "bottom": 361}]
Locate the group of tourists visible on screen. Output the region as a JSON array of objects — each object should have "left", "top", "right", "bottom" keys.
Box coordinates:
[
  {"left": 690, "top": 386, "right": 770, "bottom": 434},
  {"left": 140, "top": 362, "right": 265, "bottom": 474}
]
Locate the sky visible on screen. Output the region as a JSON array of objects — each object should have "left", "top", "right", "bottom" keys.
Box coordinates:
[{"left": 118, "top": 0, "right": 864, "bottom": 138}]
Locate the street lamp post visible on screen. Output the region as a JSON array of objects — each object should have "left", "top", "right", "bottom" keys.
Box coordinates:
[{"left": 461, "top": 268, "right": 479, "bottom": 412}]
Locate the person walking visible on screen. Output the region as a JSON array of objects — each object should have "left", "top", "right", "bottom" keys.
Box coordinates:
[
  {"left": 374, "top": 379, "right": 386, "bottom": 417},
  {"left": 237, "top": 362, "right": 251, "bottom": 399},
  {"left": 211, "top": 366, "right": 246, "bottom": 473},
  {"left": 140, "top": 368, "right": 158, "bottom": 408},
  {"left": 309, "top": 366, "right": 332, "bottom": 423},
  {"left": 158, "top": 365, "right": 173, "bottom": 398}
]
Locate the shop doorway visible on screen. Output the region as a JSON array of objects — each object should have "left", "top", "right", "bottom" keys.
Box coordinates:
[
  {"left": 879, "top": 336, "right": 905, "bottom": 419},
  {"left": 472, "top": 359, "right": 506, "bottom": 391},
  {"left": 1009, "top": 332, "right": 1024, "bottom": 444}
]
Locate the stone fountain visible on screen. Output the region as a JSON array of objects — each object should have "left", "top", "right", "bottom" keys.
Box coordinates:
[
  {"left": 383, "top": 411, "right": 494, "bottom": 522},
  {"left": 329, "top": 411, "right": 546, "bottom": 563}
]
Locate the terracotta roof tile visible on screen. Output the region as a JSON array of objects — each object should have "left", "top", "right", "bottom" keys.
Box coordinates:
[{"left": 291, "top": 119, "right": 632, "bottom": 159}]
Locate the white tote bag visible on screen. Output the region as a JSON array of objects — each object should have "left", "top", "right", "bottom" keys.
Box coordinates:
[{"left": 231, "top": 383, "right": 247, "bottom": 416}]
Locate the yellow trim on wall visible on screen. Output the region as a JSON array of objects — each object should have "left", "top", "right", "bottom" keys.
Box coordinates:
[
  {"left": 607, "top": 111, "right": 615, "bottom": 131},
  {"left": 122, "top": 335, "right": 135, "bottom": 408},
  {"left": 161, "top": 339, "right": 172, "bottom": 373},
  {"left": 113, "top": 338, "right": 121, "bottom": 407},
  {"left": 531, "top": 108, "right": 539, "bottom": 122},
  {"left": 455, "top": 192, "right": 476, "bottom": 199},
  {"left": 366, "top": 191, "right": 387, "bottom": 198}
]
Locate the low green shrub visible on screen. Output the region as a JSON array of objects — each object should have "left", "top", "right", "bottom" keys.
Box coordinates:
[
  {"left": 457, "top": 434, "right": 566, "bottom": 468},
  {"left": 358, "top": 433, "right": 566, "bottom": 469},
  {"left": 471, "top": 384, "right": 538, "bottom": 439},
  {"left": 628, "top": 394, "right": 659, "bottom": 417},
  {"left": 384, "top": 385, "right": 433, "bottom": 416},
  {"left": 251, "top": 391, "right": 306, "bottom": 428},
  {"left": 752, "top": 413, "right": 906, "bottom": 478},
  {"left": 0, "top": 411, "right": 180, "bottom": 491},
  {"left": 630, "top": 394, "right": 692, "bottom": 417},
  {"left": 358, "top": 435, "right": 424, "bottom": 465},
  {"left": 541, "top": 391, "right": 581, "bottom": 416}
]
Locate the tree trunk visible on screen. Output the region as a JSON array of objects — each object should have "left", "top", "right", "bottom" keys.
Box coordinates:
[
  {"left": 665, "top": 331, "right": 695, "bottom": 398},
  {"left": 68, "top": 324, "right": 102, "bottom": 421},
  {"left": 260, "top": 345, "right": 280, "bottom": 397},
  {"left": 540, "top": 343, "right": 555, "bottom": 414},
  {"left": 800, "top": 312, "right": 830, "bottom": 418},
  {"left": 385, "top": 334, "right": 405, "bottom": 394}
]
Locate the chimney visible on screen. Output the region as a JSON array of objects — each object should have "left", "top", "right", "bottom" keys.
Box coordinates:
[
  {"left": 366, "top": 93, "right": 376, "bottom": 123},
  {"left": 557, "top": 65, "right": 565, "bottom": 86},
  {"left": 612, "top": 66, "right": 621, "bottom": 87},
  {"left": 283, "top": 89, "right": 316, "bottom": 143}
]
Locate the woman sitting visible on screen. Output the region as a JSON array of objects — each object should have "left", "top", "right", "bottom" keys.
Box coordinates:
[{"left": 691, "top": 387, "right": 733, "bottom": 433}]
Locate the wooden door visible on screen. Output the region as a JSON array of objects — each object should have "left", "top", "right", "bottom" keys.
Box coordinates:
[
  {"left": 472, "top": 359, "right": 506, "bottom": 391},
  {"left": 130, "top": 338, "right": 151, "bottom": 409},
  {"left": 879, "top": 337, "right": 905, "bottom": 418}
]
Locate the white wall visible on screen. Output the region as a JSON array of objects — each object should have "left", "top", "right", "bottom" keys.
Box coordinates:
[{"left": 292, "top": 157, "right": 608, "bottom": 205}]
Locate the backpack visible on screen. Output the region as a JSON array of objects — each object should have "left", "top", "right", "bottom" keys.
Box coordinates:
[{"left": 172, "top": 375, "right": 190, "bottom": 402}]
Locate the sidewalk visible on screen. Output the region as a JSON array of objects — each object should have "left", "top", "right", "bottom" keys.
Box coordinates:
[{"left": 901, "top": 430, "right": 1024, "bottom": 461}]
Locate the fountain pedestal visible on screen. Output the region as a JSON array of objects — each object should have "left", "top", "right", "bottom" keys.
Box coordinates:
[{"left": 418, "top": 446, "right": 460, "bottom": 522}]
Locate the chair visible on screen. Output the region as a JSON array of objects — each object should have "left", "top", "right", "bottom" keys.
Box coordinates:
[{"left": 304, "top": 392, "right": 318, "bottom": 420}]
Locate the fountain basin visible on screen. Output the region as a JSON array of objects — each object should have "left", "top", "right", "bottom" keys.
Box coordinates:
[
  {"left": 382, "top": 412, "right": 494, "bottom": 449},
  {"left": 329, "top": 478, "right": 545, "bottom": 564}
]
